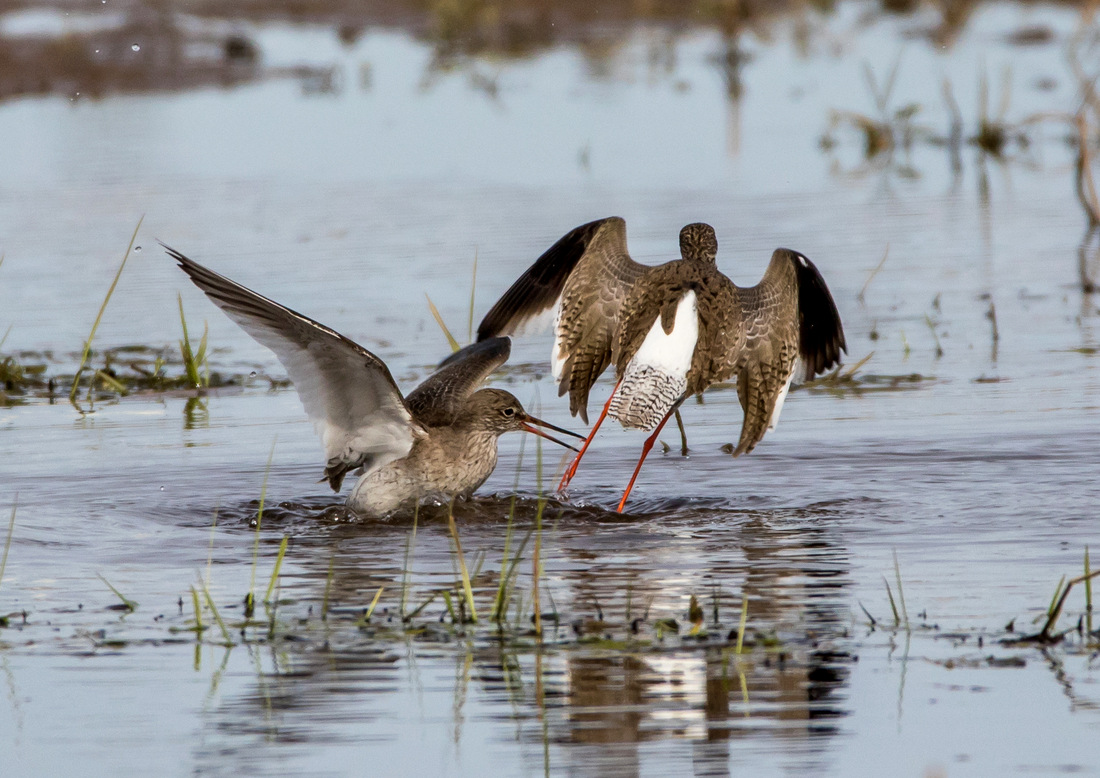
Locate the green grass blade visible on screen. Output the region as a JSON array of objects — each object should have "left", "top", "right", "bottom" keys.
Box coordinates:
[
  {"left": 365, "top": 586, "right": 384, "bottom": 621},
  {"left": 441, "top": 589, "right": 456, "bottom": 623},
  {"left": 532, "top": 438, "right": 544, "bottom": 637},
  {"left": 190, "top": 586, "right": 204, "bottom": 636},
  {"left": 884, "top": 577, "right": 899, "bottom": 626},
  {"left": 0, "top": 496, "right": 16, "bottom": 595},
  {"left": 400, "top": 504, "right": 419, "bottom": 620},
  {"left": 405, "top": 591, "right": 437, "bottom": 621},
  {"left": 93, "top": 369, "right": 128, "bottom": 394},
  {"left": 178, "top": 294, "right": 203, "bottom": 387},
  {"left": 263, "top": 536, "right": 289, "bottom": 604},
  {"left": 493, "top": 434, "right": 527, "bottom": 622},
  {"left": 97, "top": 573, "right": 137, "bottom": 611},
  {"left": 467, "top": 249, "right": 478, "bottom": 343},
  {"left": 321, "top": 554, "right": 336, "bottom": 621},
  {"left": 0, "top": 324, "right": 12, "bottom": 352},
  {"left": 1086, "top": 546, "right": 1093, "bottom": 639},
  {"left": 247, "top": 438, "right": 278, "bottom": 613},
  {"left": 1047, "top": 575, "right": 1067, "bottom": 618},
  {"left": 200, "top": 582, "right": 234, "bottom": 645},
  {"left": 448, "top": 506, "right": 478, "bottom": 623},
  {"left": 735, "top": 596, "right": 748, "bottom": 654},
  {"left": 70, "top": 215, "right": 144, "bottom": 403},
  {"left": 893, "top": 549, "right": 909, "bottom": 629},
  {"left": 197, "top": 324, "right": 210, "bottom": 387},
  {"left": 426, "top": 293, "right": 460, "bottom": 353}
]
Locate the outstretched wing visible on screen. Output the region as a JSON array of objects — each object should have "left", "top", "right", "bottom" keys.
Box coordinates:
[
  {"left": 729, "top": 248, "right": 846, "bottom": 456},
  {"left": 476, "top": 217, "right": 646, "bottom": 423},
  {"left": 166, "top": 245, "right": 421, "bottom": 490},
  {"left": 408, "top": 337, "right": 512, "bottom": 427},
  {"left": 792, "top": 250, "right": 847, "bottom": 382}
]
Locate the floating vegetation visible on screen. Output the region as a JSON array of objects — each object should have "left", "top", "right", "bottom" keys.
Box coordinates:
[
  {"left": 823, "top": 59, "right": 930, "bottom": 162},
  {"left": 0, "top": 344, "right": 261, "bottom": 408}
]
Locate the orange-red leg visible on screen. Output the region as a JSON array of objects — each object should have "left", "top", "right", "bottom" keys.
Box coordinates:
[
  {"left": 558, "top": 379, "right": 622, "bottom": 493},
  {"left": 616, "top": 404, "right": 680, "bottom": 513}
]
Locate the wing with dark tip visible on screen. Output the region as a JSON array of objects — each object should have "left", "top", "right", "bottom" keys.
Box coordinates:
[
  {"left": 725, "top": 248, "right": 845, "bottom": 456},
  {"left": 408, "top": 337, "right": 511, "bottom": 427},
  {"left": 477, "top": 218, "right": 617, "bottom": 340},
  {"left": 792, "top": 250, "right": 847, "bottom": 381},
  {"left": 165, "top": 245, "right": 421, "bottom": 491},
  {"left": 477, "top": 217, "right": 646, "bottom": 423}
]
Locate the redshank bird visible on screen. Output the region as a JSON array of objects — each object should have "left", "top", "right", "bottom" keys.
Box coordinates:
[
  {"left": 474, "top": 217, "right": 846, "bottom": 511},
  {"left": 166, "top": 246, "right": 583, "bottom": 517}
]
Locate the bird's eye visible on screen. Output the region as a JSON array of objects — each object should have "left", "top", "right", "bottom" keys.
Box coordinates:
[{"left": 502, "top": 407, "right": 516, "bottom": 417}]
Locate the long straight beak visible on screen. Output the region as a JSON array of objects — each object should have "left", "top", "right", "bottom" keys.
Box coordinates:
[{"left": 519, "top": 413, "right": 585, "bottom": 452}]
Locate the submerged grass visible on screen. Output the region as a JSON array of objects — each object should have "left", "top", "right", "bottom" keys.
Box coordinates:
[
  {"left": 245, "top": 439, "right": 277, "bottom": 618},
  {"left": 400, "top": 504, "right": 419, "bottom": 620},
  {"left": 493, "top": 438, "right": 526, "bottom": 623},
  {"left": 321, "top": 553, "right": 336, "bottom": 621},
  {"left": 448, "top": 506, "right": 479, "bottom": 623},
  {"left": 1086, "top": 547, "right": 1093, "bottom": 640}
]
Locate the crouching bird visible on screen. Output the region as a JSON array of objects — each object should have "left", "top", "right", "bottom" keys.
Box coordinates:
[{"left": 166, "top": 246, "right": 583, "bottom": 517}]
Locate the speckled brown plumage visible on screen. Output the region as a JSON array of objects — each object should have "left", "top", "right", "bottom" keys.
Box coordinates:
[{"left": 477, "top": 218, "right": 847, "bottom": 460}]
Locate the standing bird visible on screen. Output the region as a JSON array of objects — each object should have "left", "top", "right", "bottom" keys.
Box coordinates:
[
  {"left": 474, "top": 217, "right": 846, "bottom": 511},
  {"left": 166, "top": 246, "right": 582, "bottom": 517}
]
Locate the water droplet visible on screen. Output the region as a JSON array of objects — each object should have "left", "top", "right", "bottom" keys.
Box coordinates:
[
  {"left": 249, "top": 371, "right": 258, "bottom": 378},
  {"left": 94, "top": 49, "right": 100, "bottom": 54},
  {"left": 159, "top": 486, "right": 165, "bottom": 491},
  {"left": 131, "top": 44, "right": 140, "bottom": 52},
  {"left": 134, "top": 245, "right": 142, "bottom": 252}
]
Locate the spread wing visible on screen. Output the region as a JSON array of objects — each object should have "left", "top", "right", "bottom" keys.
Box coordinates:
[
  {"left": 792, "top": 250, "right": 847, "bottom": 382},
  {"left": 408, "top": 337, "right": 511, "bottom": 427},
  {"left": 476, "top": 217, "right": 646, "bottom": 423},
  {"left": 729, "top": 248, "right": 846, "bottom": 456},
  {"left": 166, "top": 245, "right": 421, "bottom": 491}
]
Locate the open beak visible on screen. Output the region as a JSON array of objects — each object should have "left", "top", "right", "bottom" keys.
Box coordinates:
[{"left": 519, "top": 413, "right": 585, "bottom": 453}]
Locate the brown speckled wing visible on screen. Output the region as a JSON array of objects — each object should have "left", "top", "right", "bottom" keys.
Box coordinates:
[
  {"left": 476, "top": 218, "right": 617, "bottom": 340},
  {"left": 477, "top": 217, "right": 646, "bottom": 423},
  {"left": 408, "top": 337, "right": 511, "bottom": 427},
  {"left": 727, "top": 248, "right": 845, "bottom": 455},
  {"left": 726, "top": 251, "right": 801, "bottom": 456}
]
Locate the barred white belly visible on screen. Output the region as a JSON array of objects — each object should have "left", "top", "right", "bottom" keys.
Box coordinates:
[
  {"left": 610, "top": 365, "right": 688, "bottom": 429},
  {"left": 609, "top": 290, "right": 698, "bottom": 431}
]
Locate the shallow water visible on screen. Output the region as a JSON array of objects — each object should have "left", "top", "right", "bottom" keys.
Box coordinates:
[{"left": 2, "top": 1, "right": 1100, "bottom": 776}]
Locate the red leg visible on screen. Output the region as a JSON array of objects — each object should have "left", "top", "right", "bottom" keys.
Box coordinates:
[
  {"left": 558, "top": 379, "right": 621, "bottom": 493},
  {"left": 617, "top": 405, "right": 679, "bottom": 513}
]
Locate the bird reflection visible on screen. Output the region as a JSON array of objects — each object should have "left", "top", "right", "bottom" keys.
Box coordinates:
[{"left": 193, "top": 499, "right": 853, "bottom": 776}]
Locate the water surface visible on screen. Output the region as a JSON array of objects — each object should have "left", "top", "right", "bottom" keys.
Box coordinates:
[{"left": 2, "top": 1, "right": 1100, "bottom": 775}]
